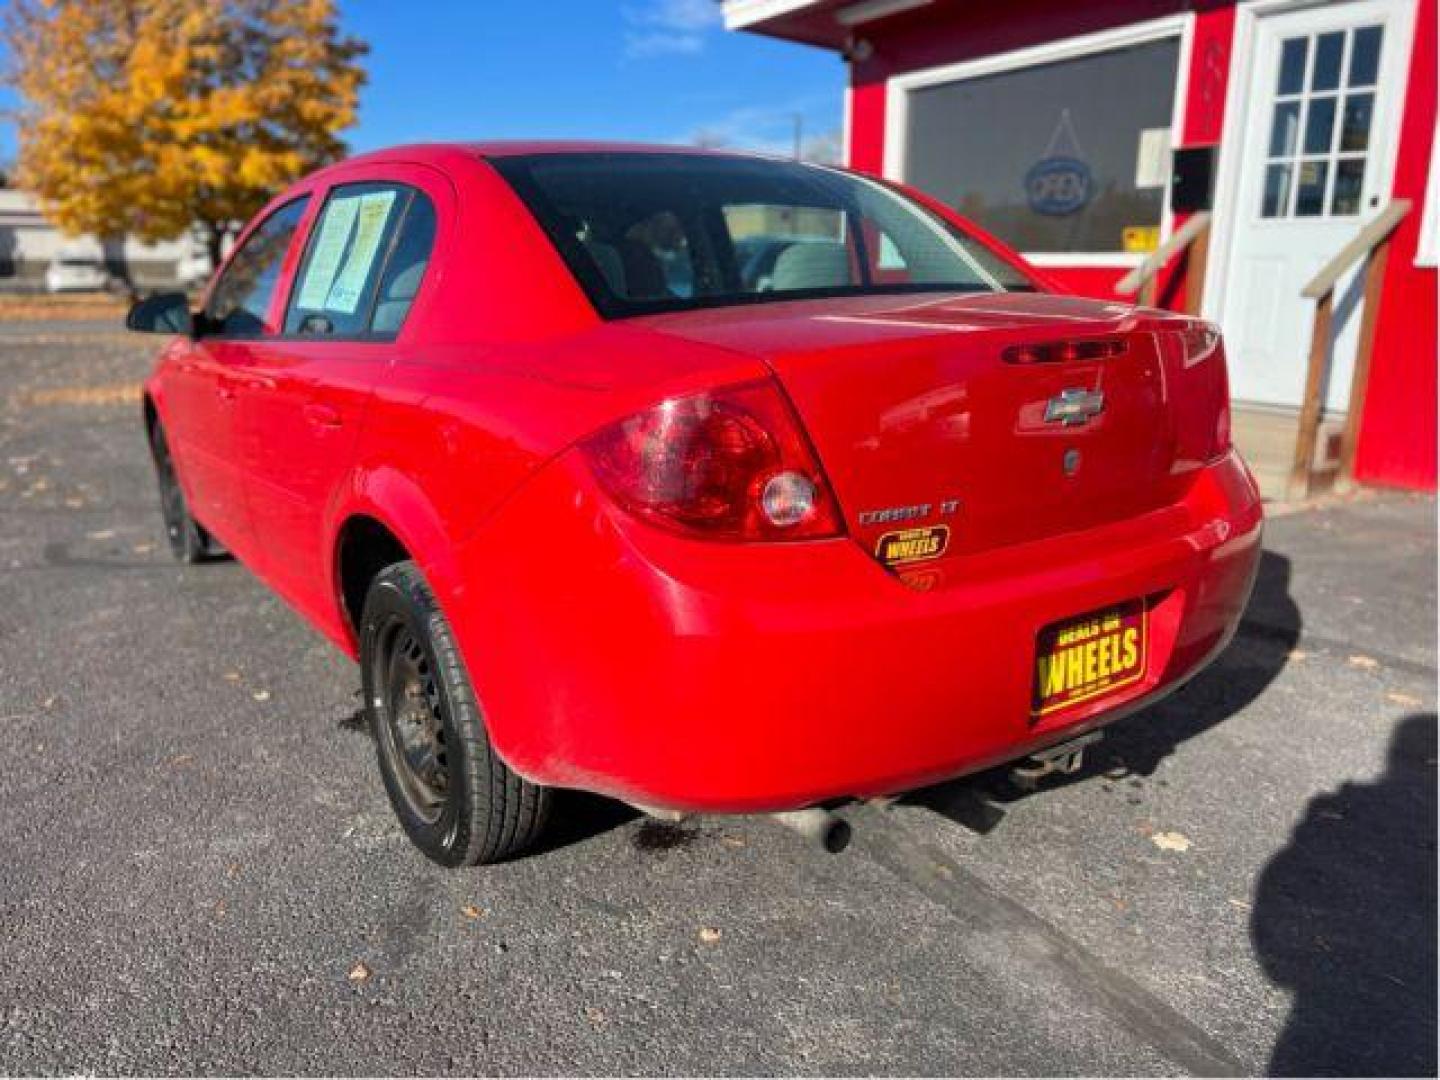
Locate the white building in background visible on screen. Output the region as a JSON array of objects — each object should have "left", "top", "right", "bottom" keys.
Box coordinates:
[{"left": 0, "top": 188, "right": 210, "bottom": 291}]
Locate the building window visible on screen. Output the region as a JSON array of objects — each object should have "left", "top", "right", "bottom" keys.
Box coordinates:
[
  {"left": 900, "top": 36, "right": 1180, "bottom": 257},
  {"left": 1259, "top": 26, "right": 1382, "bottom": 220}
]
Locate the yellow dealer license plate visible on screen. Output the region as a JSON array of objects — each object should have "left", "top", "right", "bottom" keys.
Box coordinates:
[{"left": 1033, "top": 601, "right": 1148, "bottom": 717}]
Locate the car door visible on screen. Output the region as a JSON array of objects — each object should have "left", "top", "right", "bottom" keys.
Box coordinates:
[
  {"left": 229, "top": 167, "right": 446, "bottom": 625},
  {"left": 169, "top": 196, "right": 311, "bottom": 553}
]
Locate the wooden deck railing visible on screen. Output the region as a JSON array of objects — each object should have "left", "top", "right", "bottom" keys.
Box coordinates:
[
  {"left": 1115, "top": 211, "right": 1212, "bottom": 311},
  {"left": 1288, "top": 199, "right": 1412, "bottom": 500}
]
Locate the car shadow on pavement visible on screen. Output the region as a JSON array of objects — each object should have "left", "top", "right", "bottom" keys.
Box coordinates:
[
  {"left": 1251, "top": 710, "right": 1438, "bottom": 1077},
  {"left": 906, "top": 548, "right": 1301, "bottom": 823}
]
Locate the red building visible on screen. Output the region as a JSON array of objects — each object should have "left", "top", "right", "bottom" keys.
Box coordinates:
[{"left": 725, "top": 0, "right": 1437, "bottom": 490}]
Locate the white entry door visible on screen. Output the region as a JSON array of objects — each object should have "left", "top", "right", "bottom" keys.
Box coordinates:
[{"left": 1217, "top": 0, "right": 1415, "bottom": 411}]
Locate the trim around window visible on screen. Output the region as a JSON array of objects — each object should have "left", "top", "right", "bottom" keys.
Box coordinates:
[
  {"left": 1417, "top": 127, "right": 1438, "bottom": 268},
  {"left": 880, "top": 13, "right": 1195, "bottom": 266}
]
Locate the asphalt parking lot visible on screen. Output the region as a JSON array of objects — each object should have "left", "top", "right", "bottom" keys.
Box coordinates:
[{"left": 0, "top": 322, "right": 1435, "bottom": 1076}]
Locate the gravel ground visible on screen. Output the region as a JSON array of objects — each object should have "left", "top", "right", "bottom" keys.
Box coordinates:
[{"left": 0, "top": 325, "right": 1434, "bottom": 1076}]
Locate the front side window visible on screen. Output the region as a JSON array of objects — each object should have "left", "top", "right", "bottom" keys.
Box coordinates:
[
  {"left": 902, "top": 38, "right": 1180, "bottom": 255},
  {"left": 285, "top": 182, "right": 434, "bottom": 337},
  {"left": 492, "top": 153, "right": 1033, "bottom": 319},
  {"left": 204, "top": 197, "right": 310, "bottom": 337}
]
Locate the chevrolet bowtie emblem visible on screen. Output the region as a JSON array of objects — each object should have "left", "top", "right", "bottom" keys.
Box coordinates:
[{"left": 1044, "top": 387, "right": 1105, "bottom": 426}]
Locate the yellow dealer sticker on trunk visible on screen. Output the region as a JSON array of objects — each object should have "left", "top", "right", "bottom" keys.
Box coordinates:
[{"left": 876, "top": 525, "right": 949, "bottom": 567}]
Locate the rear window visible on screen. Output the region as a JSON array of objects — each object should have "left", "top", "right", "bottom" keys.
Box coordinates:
[{"left": 491, "top": 152, "right": 1034, "bottom": 318}]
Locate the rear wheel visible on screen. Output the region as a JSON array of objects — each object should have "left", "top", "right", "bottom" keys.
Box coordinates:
[
  {"left": 360, "top": 561, "right": 550, "bottom": 865},
  {"left": 148, "top": 421, "right": 222, "bottom": 563}
]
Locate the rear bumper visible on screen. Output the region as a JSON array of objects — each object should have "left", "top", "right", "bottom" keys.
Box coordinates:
[{"left": 450, "top": 450, "right": 1263, "bottom": 812}]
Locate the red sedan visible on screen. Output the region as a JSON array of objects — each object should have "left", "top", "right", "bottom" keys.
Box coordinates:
[{"left": 128, "top": 143, "right": 1262, "bottom": 865}]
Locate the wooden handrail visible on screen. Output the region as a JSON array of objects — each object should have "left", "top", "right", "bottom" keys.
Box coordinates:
[
  {"left": 1289, "top": 199, "right": 1413, "bottom": 500},
  {"left": 1115, "top": 211, "right": 1212, "bottom": 298},
  {"left": 1301, "top": 199, "right": 1411, "bottom": 299}
]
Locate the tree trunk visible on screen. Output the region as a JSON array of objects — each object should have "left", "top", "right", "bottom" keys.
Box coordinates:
[
  {"left": 100, "top": 234, "right": 133, "bottom": 299},
  {"left": 203, "top": 223, "right": 228, "bottom": 279}
]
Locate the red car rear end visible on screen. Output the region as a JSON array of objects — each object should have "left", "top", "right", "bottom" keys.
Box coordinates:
[
  {"left": 457, "top": 292, "right": 1260, "bottom": 812},
  {"left": 136, "top": 144, "right": 1261, "bottom": 863}
]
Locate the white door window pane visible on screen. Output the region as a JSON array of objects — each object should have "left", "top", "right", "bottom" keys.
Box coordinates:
[
  {"left": 1331, "top": 158, "right": 1366, "bottom": 215},
  {"left": 1340, "top": 93, "right": 1375, "bottom": 151},
  {"left": 1303, "top": 96, "right": 1338, "bottom": 154},
  {"left": 1269, "top": 101, "right": 1302, "bottom": 157},
  {"left": 1349, "top": 26, "right": 1383, "bottom": 86},
  {"left": 1278, "top": 37, "right": 1309, "bottom": 94},
  {"left": 1311, "top": 31, "right": 1345, "bottom": 91},
  {"left": 1295, "top": 160, "right": 1329, "bottom": 216},
  {"left": 1262, "top": 163, "right": 1294, "bottom": 217}
]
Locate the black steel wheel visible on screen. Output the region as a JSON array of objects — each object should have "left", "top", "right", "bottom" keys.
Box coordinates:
[
  {"left": 361, "top": 561, "right": 550, "bottom": 866},
  {"left": 147, "top": 420, "right": 220, "bottom": 563},
  {"left": 373, "top": 617, "right": 451, "bottom": 825}
]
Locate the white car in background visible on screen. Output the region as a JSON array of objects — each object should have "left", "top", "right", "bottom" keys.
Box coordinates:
[{"left": 44, "top": 254, "right": 109, "bottom": 293}]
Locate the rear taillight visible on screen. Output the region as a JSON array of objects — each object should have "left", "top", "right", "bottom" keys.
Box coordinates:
[
  {"left": 1213, "top": 400, "right": 1233, "bottom": 456},
  {"left": 1179, "top": 324, "right": 1221, "bottom": 367},
  {"left": 1178, "top": 322, "right": 1230, "bottom": 458},
  {"left": 580, "top": 380, "right": 843, "bottom": 541}
]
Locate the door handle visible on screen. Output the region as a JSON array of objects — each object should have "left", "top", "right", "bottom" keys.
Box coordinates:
[{"left": 303, "top": 402, "right": 343, "bottom": 429}]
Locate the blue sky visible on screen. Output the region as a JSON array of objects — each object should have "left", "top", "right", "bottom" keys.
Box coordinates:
[{"left": 0, "top": 0, "right": 843, "bottom": 164}]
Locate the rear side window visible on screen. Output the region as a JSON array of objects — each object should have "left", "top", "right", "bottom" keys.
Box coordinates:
[
  {"left": 284, "top": 183, "right": 435, "bottom": 337},
  {"left": 370, "top": 195, "right": 436, "bottom": 334},
  {"left": 204, "top": 197, "right": 309, "bottom": 337}
]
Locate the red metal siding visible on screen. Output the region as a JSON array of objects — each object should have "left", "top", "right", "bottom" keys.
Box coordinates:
[{"left": 1354, "top": 0, "right": 1436, "bottom": 489}]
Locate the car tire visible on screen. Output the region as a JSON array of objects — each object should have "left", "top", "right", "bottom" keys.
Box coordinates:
[
  {"left": 360, "top": 561, "right": 550, "bottom": 866},
  {"left": 148, "top": 421, "right": 223, "bottom": 563}
]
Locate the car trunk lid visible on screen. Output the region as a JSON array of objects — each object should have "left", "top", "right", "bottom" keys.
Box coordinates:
[{"left": 636, "top": 291, "right": 1219, "bottom": 563}]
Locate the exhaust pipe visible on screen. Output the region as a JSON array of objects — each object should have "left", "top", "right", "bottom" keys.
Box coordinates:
[{"left": 772, "top": 808, "right": 852, "bottom": 853}]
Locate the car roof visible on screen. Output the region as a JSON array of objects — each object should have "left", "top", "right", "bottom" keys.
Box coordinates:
[{"left": 308, "top": 140, "right": 820, "bottom": 180}]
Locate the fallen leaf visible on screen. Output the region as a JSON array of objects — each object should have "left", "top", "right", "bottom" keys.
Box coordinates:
[
  {"left": 251, "top": 689, "right": 270, "bottom": 702},
  {"left": 461, "top": 904, "right": 484, "bottom": 920},
  {"left": 721, "top": 836, "right": 746, "bottom": 848},
  {"left": 1348, "top": 654, "right": 1380, "bottom": 670},
  {"left": 698, "top": 927, "right": 722, "bottom": 944},
  {"left": 347, "top": 962, "right": 371, "bottom": 982},
  {"left": 63, "top": 497, "right": 84, "bottom": 509},
  {"left": 1386, "top": 691, "right": 1424, "bottom": 707},
  {"left": 1228, "top": 898, "right": 1252, "bottom": 911},
  {"left": 222, "top": 671, "right": 241, "bottom": 682},
  {"left": 86, "top": 529, "right": 115, "bottom": 540},
  {"left": 1150, "top": 831, "right": 1192, "bottom": 853},
  {"left": 585, "top": 1006, "right": 606, "bottom": 1025},
  {"left": 132, "top": 542, "right": 155, "bottom": 555},
  {"left": 1287, "top": 649, "right": 1308, "bottom": 661}
]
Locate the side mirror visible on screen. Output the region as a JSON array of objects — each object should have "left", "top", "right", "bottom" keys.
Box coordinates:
[{"left": 126, "top": 292, "right": 194, "bottom": 336}]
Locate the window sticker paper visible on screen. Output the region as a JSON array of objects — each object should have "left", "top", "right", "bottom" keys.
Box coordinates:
[
  {"left": 325, "top": 190, "right": 397, "bottom": 314},
  {"left": 296, "top": 196, "right": 360, "bottom": 311}
]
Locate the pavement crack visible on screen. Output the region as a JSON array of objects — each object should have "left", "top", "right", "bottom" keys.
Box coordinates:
[{"left": 846, "top": 802, "right": 1246, "bottom": 1077}]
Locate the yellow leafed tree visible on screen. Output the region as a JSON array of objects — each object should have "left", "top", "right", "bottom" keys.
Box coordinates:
[{"left": 3, "top": 0, "right": 366, "bottom": 273}]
